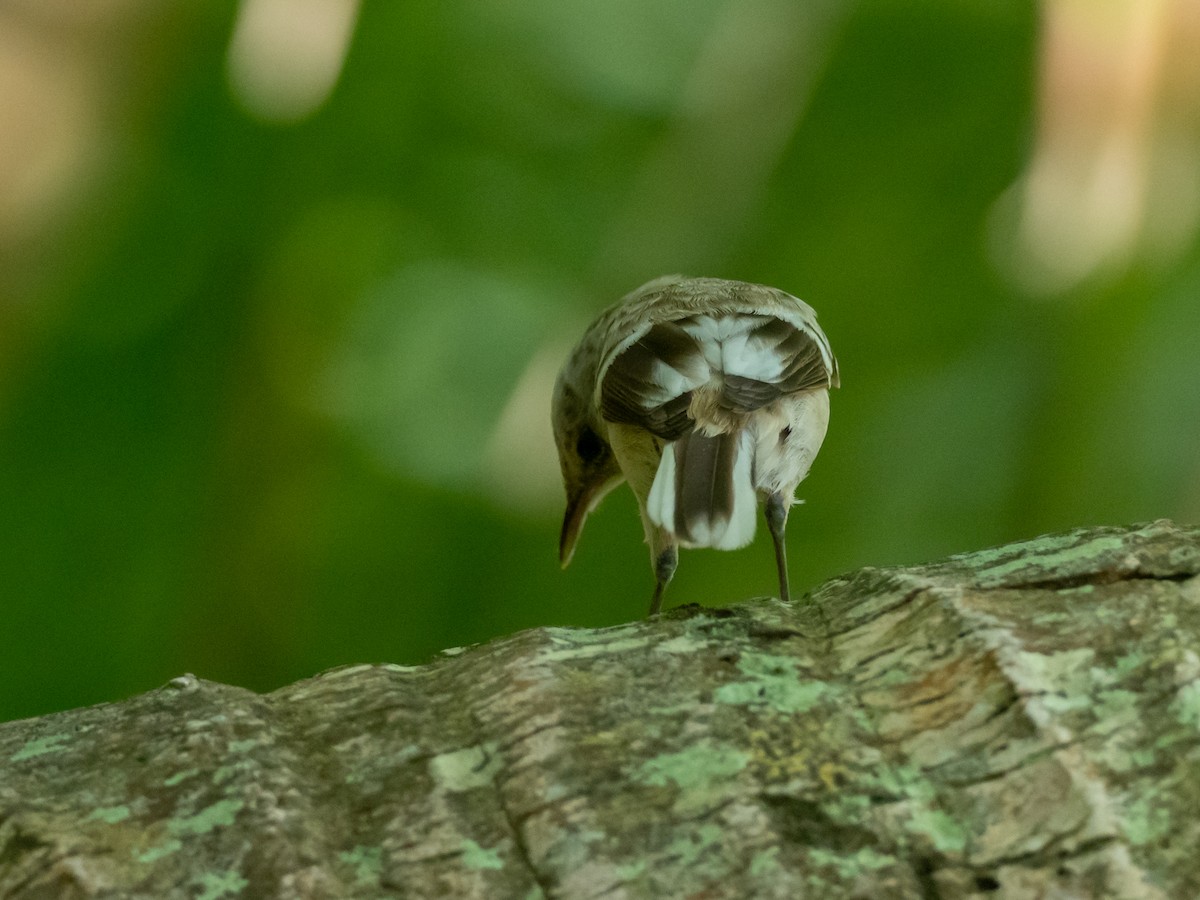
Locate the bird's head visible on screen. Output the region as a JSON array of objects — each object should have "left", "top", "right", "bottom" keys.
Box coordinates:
[{"left": 552, "top": 363, "right": 623, "bottom": 568}]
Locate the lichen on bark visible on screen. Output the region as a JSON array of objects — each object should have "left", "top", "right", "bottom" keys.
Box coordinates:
[{"left": 1, "top": 520, "right": 1198, "bottom": 898}]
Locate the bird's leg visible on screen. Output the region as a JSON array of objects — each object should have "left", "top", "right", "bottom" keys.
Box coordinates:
[
  {"left": 649, "top": 542, "right": 678, "bottom": 616},
  {"left": 764, "top": 493, "right": 791, "bottom": 602}
]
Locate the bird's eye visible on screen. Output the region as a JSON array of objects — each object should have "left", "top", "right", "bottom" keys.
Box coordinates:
[{"left": 575, "top": 426, "right": 606, "bottom": 463}]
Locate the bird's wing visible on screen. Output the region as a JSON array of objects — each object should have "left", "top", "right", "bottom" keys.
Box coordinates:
[
  {"left": 598, "top": 298, "right": 835, "bottom": 437},
  {"left": 599, "top": 320, "right": 706, "bottom": 439}
]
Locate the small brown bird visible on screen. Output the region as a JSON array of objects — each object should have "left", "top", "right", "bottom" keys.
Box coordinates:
[{"left": 552, "top": 276, "right": 839, "bottom": 614}]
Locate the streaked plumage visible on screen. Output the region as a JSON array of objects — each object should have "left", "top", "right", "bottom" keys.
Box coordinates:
[{"left": 552, "top": 276, "right": 838, "bottom": 614}]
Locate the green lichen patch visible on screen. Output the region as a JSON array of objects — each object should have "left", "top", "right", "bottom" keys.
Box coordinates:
[
  {"left": 87, "top": 805, "right": 132, "bottom": 824},
  {"left": 960, "top": 531, "right": 1128, "bottom": 585},
  {"left": 632, "top": 740, "right": 750, "bottom": 815},
  {"left": 660, "top": 823, "right": 729, "bottom": 881},
  {"left": 749, "top": 846, "right": 781, "bottom": 877},
  {"left": 714, "top": 650, "right": 829, "bottom": 714},
  {"left": 614, "top": 859, "right": 647, "bottom": 880},
  {"left": 852, "top": 763, "right": 969, "bottom": 855},
  {"left": 665, "top": 823, "right": 722, "bottom": 865},
  {"left": 339, "top": 845, "right": 383, "bottom": 884},
  {"left": 907, "top": 806, "right": 968, "bottom": 853},
  {"left": 129, "top": 798, "right": 246, "bottom": 867},
  {"left": 807, "top": 845, "right": 897, "bottom": 880},
  {"left": 460, "top": 838, "right": 505, "bottom": 870},
  {"left": 1122, "top": 790, "right": 1173, "bottom": 846},
  {"left": 212, "top": 759, "right": 258, "bottom": 785},
  {"left": 10, "top": 733, "right": 71, "bottom": 762},
  {"left": 164, "top": 767, "right": 201, "bottom": 787},
  {"left": 869, "top": 762, "right": 924, "bottom": 797},
  {"left": 634, "top": 741, "right": 750, "bottom": 792},
  {"left": 540, "top": 635, "right": 656, "bottom": 661},
  {"left": 1170, "top": 681, "right": 1200, "bottom": 730},
  {"left": 168, "top": 798, "right": 244, "bottom": 837},
  {"left": 193, "top": 869, "right": 249, "bottom": 900},
  {"left": 1091, "top": 689, "right": 1141, "bottom": 733},
  {"left": 135, "top": 839, "right": 182, "bottom": 864},
  {"left": 958, "top": 524, "right": 1194, "bottom": 590},
  {"left": 1113, "top": 650, "right": 1148, "bottom": 677}
]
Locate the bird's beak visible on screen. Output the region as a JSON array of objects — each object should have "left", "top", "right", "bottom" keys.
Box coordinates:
[
  {"left": 559, "top": 474, "right": 621, "bottom": 568},
  {"left": 559, "top": 487, "right": 590, "bottom": 568}
]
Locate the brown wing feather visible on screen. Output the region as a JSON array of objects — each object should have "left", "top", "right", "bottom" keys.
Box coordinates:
[
  {"left": 600, "top": 322, "right": 706, "bottom": 440},
  {"left": 777, "top": 335, "right": 831, "bottom": 394},
  {"left": 717, "top": 320, "right": 833, "bottom": 415},
  {"left": 672, "top": 430, "right": 737, "bottom": 542},
  {"left": 601, "top": 310, "right": 833, "bottom": 435}
]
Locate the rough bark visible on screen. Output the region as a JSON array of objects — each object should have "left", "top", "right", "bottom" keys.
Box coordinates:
[{"left": 2, "top": 520, "right": 1199, "bottom": 899}]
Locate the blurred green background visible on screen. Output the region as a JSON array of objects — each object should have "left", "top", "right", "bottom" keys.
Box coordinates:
[{"left": 1, "top": 0, "right": 1197, "bottom": 722}]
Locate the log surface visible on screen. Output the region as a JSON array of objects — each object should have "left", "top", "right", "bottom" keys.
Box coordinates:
[{"left": 2, "top": 520, "right": 1199, "bottom": 899}]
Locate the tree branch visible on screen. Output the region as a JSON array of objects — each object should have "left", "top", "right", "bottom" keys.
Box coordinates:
[{"left": 2, "top": 520, "right": 1198, "bottom": 898}]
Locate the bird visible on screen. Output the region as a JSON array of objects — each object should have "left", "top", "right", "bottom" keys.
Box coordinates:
[{"left": 552, "top": 275, "right": 839, "bottom": 615}]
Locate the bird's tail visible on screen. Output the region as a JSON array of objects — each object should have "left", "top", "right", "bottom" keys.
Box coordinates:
[{"left": 646, "top": 428, "right": 757, "bottom": 549}]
